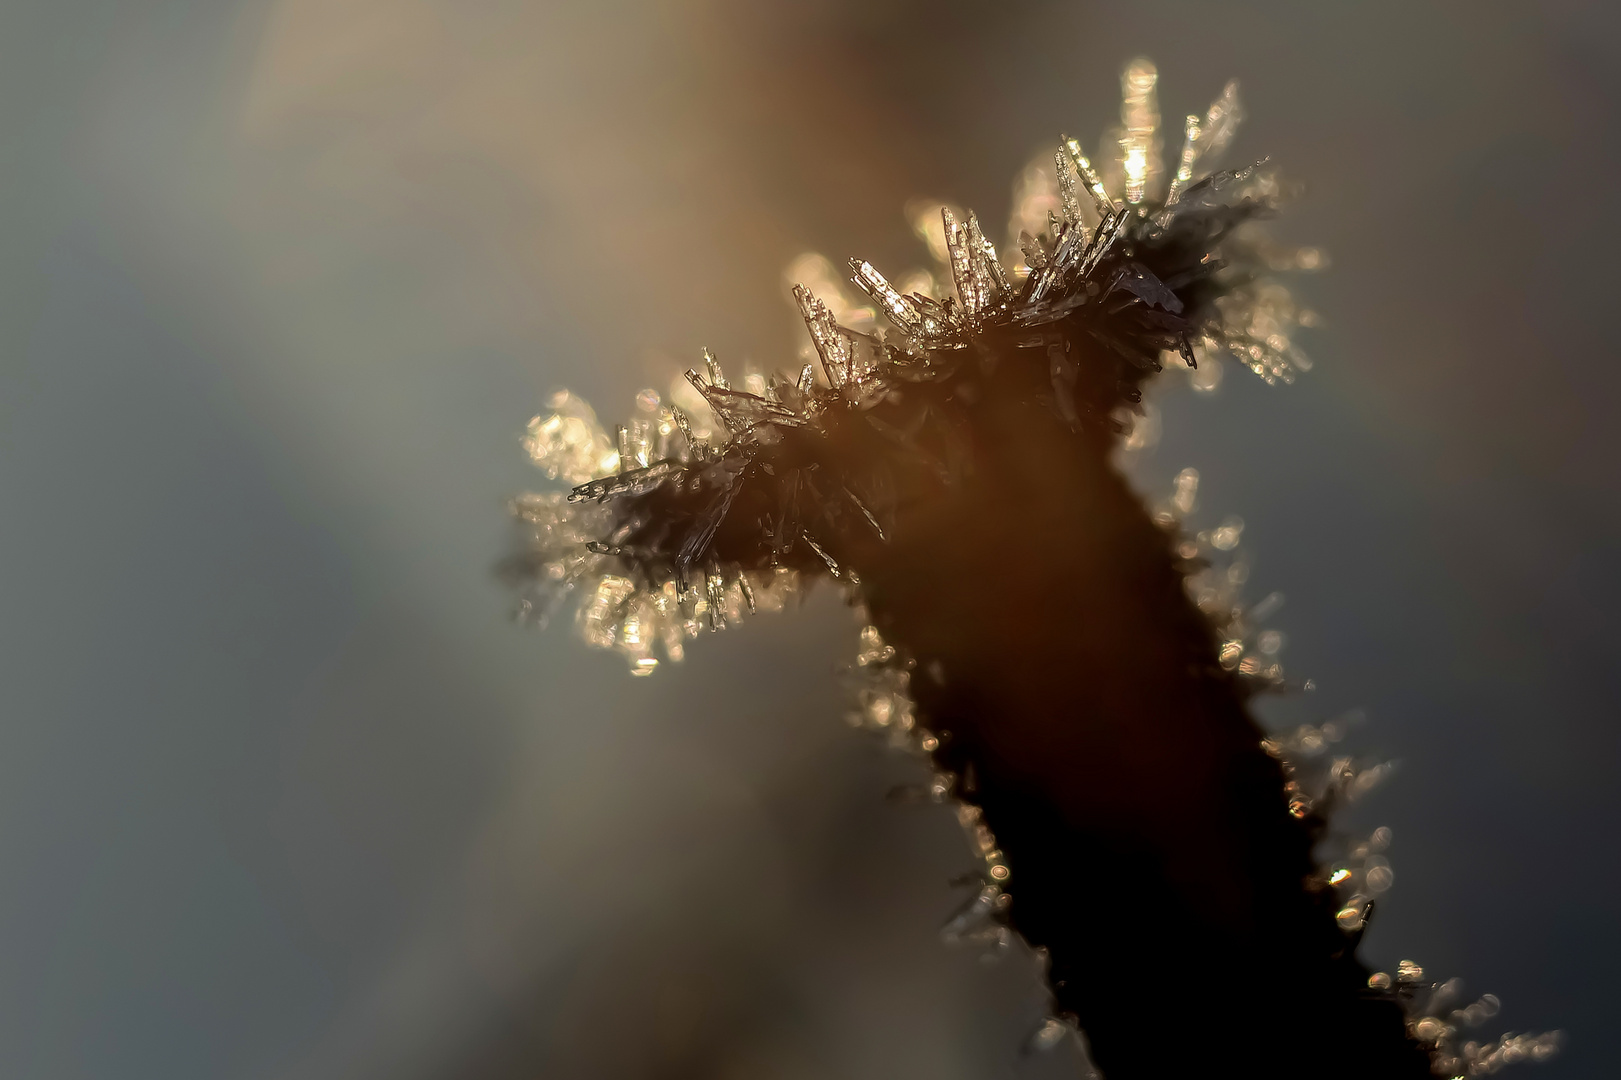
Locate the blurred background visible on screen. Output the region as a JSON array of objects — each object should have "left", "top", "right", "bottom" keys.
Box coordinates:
[{"left": 2, "top": 1, "right": 1617, "bottom": 1076}]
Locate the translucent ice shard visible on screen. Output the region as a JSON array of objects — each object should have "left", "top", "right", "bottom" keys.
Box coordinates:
[
  {"left": 1076, "top": 208, "right": 1131, "bottom": 281},
  {"left": 848, "top": 259, "right": 925, "bottom": 339},
  {"left": 1195, "top": 79, "right": 1244, "bottom": 175},
  {"left": 967, "top": 210, "right": 1011, "bottom": 302},
  {"left": 943, "top": 207, "right": 977, "bottom": 320},
  {"left": 685, "top": 366, "right": 802, "bottom": 432},
  {"left": 793, "top": 283, "right": 854, "bottom": 386},
  {"left": 701, "top": 347, "right": 728, "bottom": 390},
  {"left": 941, "top": 206, "right": 1009, "bottom": 324},
  {"left": 569, "top": 460, "right": 684, "bottom": 503},
  {"left": 1055, "top": 147, "right": 1083, "bottom": 227},
  {"left": 1117, "top": 58, "right": 1163, "bottom": 206},
  {"left": 1061, "top": 134, "right": 1117, "bottom": 219},
  {"left": 1166, "top": 82, "right": 1242, "bottom": 207},
  {"left": 1166, "top": 113, "right": 1205, "bottom": 208},
  {"left": 1019, "top": 229, "right": 1050, "bottom": 270}
]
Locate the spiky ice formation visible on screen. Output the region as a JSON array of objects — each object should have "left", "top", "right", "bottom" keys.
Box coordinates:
[{"left": 501, "top": 61, "right": 1556, "bottom": 1079}]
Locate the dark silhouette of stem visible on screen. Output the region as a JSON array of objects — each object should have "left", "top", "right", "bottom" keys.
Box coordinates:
[{"left": 841, "top": 375, "right": 1430, "bottom": 1078}]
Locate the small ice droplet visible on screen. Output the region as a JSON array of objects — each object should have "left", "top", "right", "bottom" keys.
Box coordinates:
[
  {"left": 1414, "top": 1017, "right": 1446, "bottom": 1043},
  {"left": 1210, "top": 515, "right": 1245, "bottom": 550},
  {"left": 1249, "top": 591, "right": 1284, "bottom": 621},
  {"left": 941, "top": 885, "right": 1001, "bottom": 942},
  {"left": 1024, "top": 1017, "right": 1073, "bottom": 1055},
  {"left": 1171, "top": 467, "right": 1199, "bottom": 515}
]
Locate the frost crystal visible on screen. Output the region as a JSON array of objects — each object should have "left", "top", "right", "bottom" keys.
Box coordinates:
[
  {"left": 505, "top": 72, "right": 1320, "bottom": 676},
  {"left": 501, "top": 60, "right": 1555, "bottom": 1077}
]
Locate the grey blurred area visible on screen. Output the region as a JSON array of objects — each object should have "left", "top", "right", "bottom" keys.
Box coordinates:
[{"left": 1, "top": 1, "right": 1616, "bottom": 1077}]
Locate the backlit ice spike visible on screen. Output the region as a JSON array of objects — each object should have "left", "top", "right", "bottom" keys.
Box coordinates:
[
  {"left": 793, "top": 283, "right": 853, "bottom": 386},
  {"left": 1165, "top": 113, "right": 1204, "bottom": 207},
  {"left": 626, "top": 418, "right": 654, "bottom": 469},
  {"left": 941, "top": 208, "right": 1010, "bottom": 324},
  {"left": 1077, "top": 208, "right": 1131, "bottom": 281},
  {"left": 1025, "top": 219, "right": 1092, "bottom": 305},
  {"left": 569, "top": 459, "right": 683, "bottom": 503},
  {"left": 802, "top": 535, "right": 842, "bottom": 578},
  {"left": 1195, "top": 79, "right": 1244, "bottom": 176},
  {"left": 1164, "top": 83, "right": 1244, "bottom": 213},
  {"left": 682, "top": 368, "right": 721, "bottom": 426},
  {"left": 1055, "top": 147, "right": 1084, "bottom": 227},
  {"left": 942, "top": 208, "right": 979, "bottom": 320},
  {"left": 698, "top": 384, "right": 804, "bottom": 430},
  {"left": 681, "top": 365, "right": 800, "bottom": 433},
  {"left": 1019, "top": 230, "right": 1050, "bottom": 271},
  {"left": 614, "top": 425, "right": 631, "bottom": 472},
  {"left": 1118, "top": 57, "right": 1163, "bottom": 206},
  {"left": 967, "top": 211, "right": 1011, "bottom": 303},
  {"left": 705, "top": 569, "right": 727, "bottom": 631},
  {"left": 670, "top": 406, "right": 708, "bottom": 462},
  {"left": 1062, "top": 134, "right": 1117, "bottom": 218},
  {"left": 702, "top": 347, "right": 729, "bottom": 390},
  {"left": 850, "top": 330, "right": 886, "bottom": 384},
  {"left": 848, "top": 259, "right": 924, "bottom": 338}
]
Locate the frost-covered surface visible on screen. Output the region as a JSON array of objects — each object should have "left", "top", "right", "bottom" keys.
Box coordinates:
[
  {"left": 502, "top": 60, "right": 1558, "bottom": 1077},
  {"left": 503, "top": 62, "right": 1310, "bottom": 668}
]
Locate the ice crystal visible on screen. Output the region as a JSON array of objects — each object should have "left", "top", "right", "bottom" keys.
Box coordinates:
[
  {"left": 506, "top": 69, "right": 1320, "bottom": 676},
  {"left": 1116, "top": 59, "right": 1163, "bottom": 206},
  {"left": 1163, "top": 472, "right": 1563, "bottom": 1072},
  {"left": 502, "top": 60, "right": 1555, "bottom": 1077},
  {"left": 1360, "top": 968, "right": 1563, "bottom": 1077}
]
